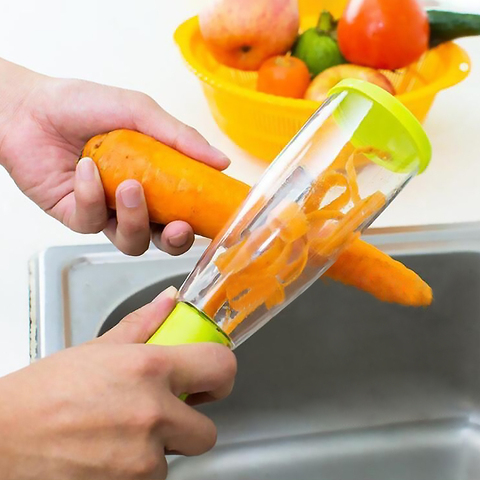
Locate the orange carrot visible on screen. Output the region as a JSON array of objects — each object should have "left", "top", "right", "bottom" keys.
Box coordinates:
[
  {"left": 82, "top": 130, "right": 250, "bottom": 240},
  {"left": 326, "top": 239, "right": 432, "bottom": 307},
  {"left": 83, "top": 129, "right": 432, "bottom": 307}
]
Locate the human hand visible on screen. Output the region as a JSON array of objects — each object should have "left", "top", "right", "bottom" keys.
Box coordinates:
[
  {"left": 0, "top": 287, "right": 237, "bottom": 480},
  {"left": 0, "top": 60, "right": 230, "bottom": 256}
]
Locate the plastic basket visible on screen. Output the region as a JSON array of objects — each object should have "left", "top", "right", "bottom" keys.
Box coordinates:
[{"left": 174, "top": 0, "right": 471, "bottom": 161}]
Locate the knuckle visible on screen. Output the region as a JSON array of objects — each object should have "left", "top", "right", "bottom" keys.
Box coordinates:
[
  {"left": 137, "top": 91, "right": 156, "bottom": 106},
  {"left": 122, "top": 309, "right": 142, "bottom": 325},
  {"left": 128, "top": 349, "right": 158, "bottom": 377},
  {"left": 112, "top": 312, "right": 142, "bottom": 341},
  {"left": 132, "top": 404, "right": 168, "bottom": 432},
  {"left": 128, "top": 347, "right": 171, "bottom": 379},
  {"left": 171, "top": 124, "right": 201, "bottom": 151},
  {"left": 132, "top": 452, "right": 165, "bottom": 479},
  {"left": 183, "top": 124, "right": 199, "bottom": 137},
  {"left": 132, "top": 91, "right": 160, "bottom": 113},
  {"left": 120, "top": 219, "right": 148, "bottom": 237},
  {"left": 77, "top": 190, "right": 103, "bottom": 208}
]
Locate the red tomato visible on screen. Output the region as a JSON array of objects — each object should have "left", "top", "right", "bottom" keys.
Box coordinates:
[
  {"left": 257, "top": 56, "right": 311, "bottom": 99},
  {"left": 337, "top": 0, "right": 430, "bottom": 70}
]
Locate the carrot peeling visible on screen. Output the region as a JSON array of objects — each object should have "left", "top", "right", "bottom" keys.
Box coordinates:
[{"left": 83, "top": 129, "right": 433, "bottom": 327}]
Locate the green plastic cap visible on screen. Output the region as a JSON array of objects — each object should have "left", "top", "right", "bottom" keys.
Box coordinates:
[
  {"left": 328, "top": 79, "right": 432, "bottom": 174},
  {"left": 147, "top": 302, "right": 232, "bottom": 347}
]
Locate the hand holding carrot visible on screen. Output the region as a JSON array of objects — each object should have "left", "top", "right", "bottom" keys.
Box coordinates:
[{"left": 0, "top": 58, "right": 230, "bottom": 256}]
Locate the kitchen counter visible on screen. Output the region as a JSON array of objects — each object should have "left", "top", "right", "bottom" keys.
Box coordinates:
[{"left": 0, "top": 0, "right": 479, "bottom": 377}]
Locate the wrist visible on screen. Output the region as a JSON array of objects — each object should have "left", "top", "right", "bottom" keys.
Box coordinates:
[{"left": 0, "top": 59, "right": 46, "bottom": 170}]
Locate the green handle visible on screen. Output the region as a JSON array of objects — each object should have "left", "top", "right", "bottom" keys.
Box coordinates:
[
  {"left": 147, "top": 302, "right": 232, "bottom": 401},
  {"left": 147, "top": 302, "right": 231, "bottom": 347}
]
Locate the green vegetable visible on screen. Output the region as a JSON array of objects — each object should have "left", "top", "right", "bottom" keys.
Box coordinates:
[
  {"left": 428, "top": 10, "right": 480, "bottom": 48},
  {"left": 292, "top": 10, "right": 345, "bottom": 77}
]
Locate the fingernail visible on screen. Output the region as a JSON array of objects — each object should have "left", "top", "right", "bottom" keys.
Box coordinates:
[
  {"left": 77, "top": 157, "right": 95, "bottom": 181},
  {"left": 211, "top": 146, "right": 230, "bottom": 166},
  {"left": 153, "top": 286, "right": 177, "bottom": 303},
  {"left": 120, "top": 184, "right": 142, "bottom": 208},
  {"left": 168, "top": 231, "right": 190, "bottom": 248}
]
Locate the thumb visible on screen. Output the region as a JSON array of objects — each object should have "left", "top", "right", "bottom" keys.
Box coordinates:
[{"left": 96, "top": 286, "right": 177, "bottom": 344}]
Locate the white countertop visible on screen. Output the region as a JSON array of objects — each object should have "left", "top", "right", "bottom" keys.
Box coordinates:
[{"left": 0, "top": 0, "right": 479, "bottom": 377}]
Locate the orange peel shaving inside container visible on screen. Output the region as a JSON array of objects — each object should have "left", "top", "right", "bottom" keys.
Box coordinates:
[{"left": 203, "top": 146, "right": 389, "bottom": 336}]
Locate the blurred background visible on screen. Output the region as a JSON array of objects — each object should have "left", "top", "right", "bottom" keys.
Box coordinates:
[{"left": 0, "top": 0, "right": 478, "bottom": 375}]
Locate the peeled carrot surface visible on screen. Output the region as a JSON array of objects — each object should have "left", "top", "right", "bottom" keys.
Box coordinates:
[{"left": 83, "top": 129, "right": 433, "bottom": 309}]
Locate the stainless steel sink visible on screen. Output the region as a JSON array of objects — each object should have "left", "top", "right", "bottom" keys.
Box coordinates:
[{"left": 30, "top": 223, "right": 480, "bottom": 480}]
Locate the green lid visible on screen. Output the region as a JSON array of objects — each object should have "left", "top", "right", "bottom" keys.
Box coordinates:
[
  {"left": 147, "top": 302, "right": 232, "bottom": 347},
  {"left": 328, "top": 79, "right": 432, "bottom": 174}
]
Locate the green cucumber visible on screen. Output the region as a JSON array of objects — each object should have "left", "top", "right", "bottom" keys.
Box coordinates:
[{"left": 428, "top": 10, "right": 480, "bottom": 48}]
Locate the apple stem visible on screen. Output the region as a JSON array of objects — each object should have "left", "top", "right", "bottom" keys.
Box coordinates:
[{"left": 316, "top": 10, "right": 335, "bottom": 34}]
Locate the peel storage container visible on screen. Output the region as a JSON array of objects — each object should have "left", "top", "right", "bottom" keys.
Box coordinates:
[{"left": 147, "top": 79, "right": 432, "bottom": 349}]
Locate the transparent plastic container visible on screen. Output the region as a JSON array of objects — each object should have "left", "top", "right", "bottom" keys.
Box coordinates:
[{"left": 147, "top": 79, "right": 431, "bottom": 350}]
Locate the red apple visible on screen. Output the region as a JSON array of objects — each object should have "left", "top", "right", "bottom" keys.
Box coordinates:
[{"left": 199, "top": 0, "right": 300, "bottom": 71}]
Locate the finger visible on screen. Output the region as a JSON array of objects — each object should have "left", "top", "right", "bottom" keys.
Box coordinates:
[
  {"left": 104, "top": 180, "right": 151, "bottom": 256},
  {"left": 151, "top": 221, "right": 194, "bottom": 256},
  {"left": 163, "top": 397, "right": 218, "bottom": 456},
  {"left": 97, "top": 286, "right": 177, "bottom": 344},
  {"left": 70, "top": 83, "right": 229, "bottom": 171},
  {"left": 127, "top": 92, "right": 230, "bottom": 171},
  {"left": 162, "top": 343, "right": 237, "bottom": 400},
  {"left": 67, "top": 157, "right": 109, "bottom": 233}
]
